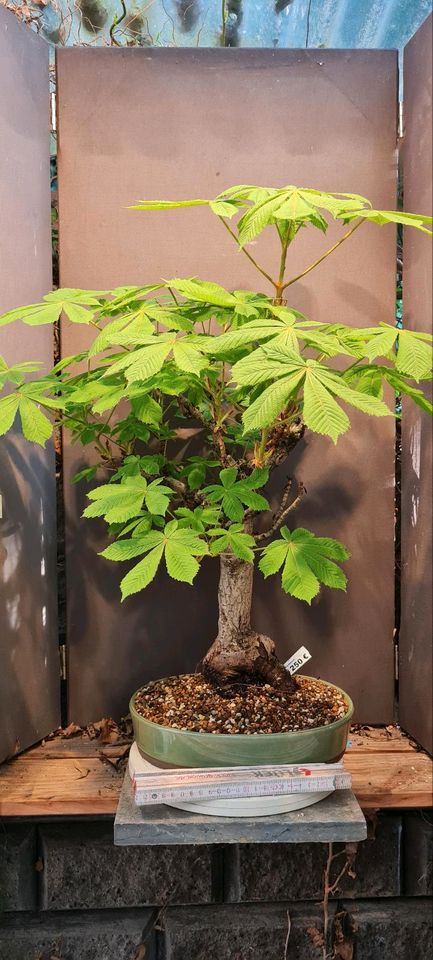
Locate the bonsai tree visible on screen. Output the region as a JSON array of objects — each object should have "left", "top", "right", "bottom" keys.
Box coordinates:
[{"left": 0, "top": 185, "right": 432, "bottom": 694}]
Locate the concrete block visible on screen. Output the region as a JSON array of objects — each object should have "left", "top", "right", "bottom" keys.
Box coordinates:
[
  {"left": 225, "top": 813, "right": 401, "bottom": 901},
  {"left": 0, "top": 823, "right": 37, "bottom": 912},
  {"left": 404, "top": 811, "right": 433, "bottom": 895},
  {"left": 115, "top": 774, "right": 366, "bottom": 845},
  {"left": 162, "top": 900, "right": 432, "bottom": 960},
  {"left": 354, "top": 900, "right": 432, "bottom": 959},
  {"left": 0, "top": 909, "right": 156, "bottom": 960},
  {"left": 40, "top": 823, "right": 213, "bottom": 909}
]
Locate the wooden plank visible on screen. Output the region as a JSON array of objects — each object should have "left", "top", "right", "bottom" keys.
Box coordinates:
[
  {"left": 347, "top": 728, "right": 416, "bottom": 752},
  {"left": 0, "top": 7, "right": 59, "bottom": 762},
  {"left": 57, "top": 47, "right": 397, "bottom": 726},
  {"left": 24, "top": 739, "right": 131, "bottom": 760},
  {"left": 0, "top": 759, "right": 121, "bottom": 817},
  {"left": 344, "top": 752, "right": 433, "bottom": 809},
  {"left": 0, "top": 734, "right": 431, "bottom": 816},
  {"left": 400, "top": 13, "right": 433, "bottom": 755}
]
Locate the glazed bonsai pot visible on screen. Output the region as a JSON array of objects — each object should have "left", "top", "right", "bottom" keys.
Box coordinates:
[{"left": 130, "top": 676, "right": 354, "bottom": 768}]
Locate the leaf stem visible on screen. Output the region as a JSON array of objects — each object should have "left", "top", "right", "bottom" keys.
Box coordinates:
[
  {"left": 274, "top": 229, "right": 292, "bottom": 301},
  {"left": 218, "top": 216, "right": 276, "bottom": 287},
  {"left": 282, "top": 219, "right": 364, "bottom": 289}
]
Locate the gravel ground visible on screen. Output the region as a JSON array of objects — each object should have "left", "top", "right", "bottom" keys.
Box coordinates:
[{"left": 134, "top": 674, "right": 348, "bottom": 735}]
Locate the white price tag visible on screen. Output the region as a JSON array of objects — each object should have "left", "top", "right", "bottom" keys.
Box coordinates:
[{"left": 284, "top": 645, "right": 312, "bottom": 675}]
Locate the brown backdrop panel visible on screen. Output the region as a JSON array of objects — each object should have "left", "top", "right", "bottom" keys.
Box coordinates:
[
  {"left": 0, "top": 9, "right": 59, "bottom": 760},
  {"left": 400, "top": 15, "right": 433, "bottom": 754},
  {"left": 57, "top": 48, "right": 397, "bottom": 723}
]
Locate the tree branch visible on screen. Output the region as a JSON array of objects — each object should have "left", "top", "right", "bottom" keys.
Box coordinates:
[
  {"left": 282, "top": 218, "right": 364, "bottom": 290},
  {"left": 218, "top": 216, "right": 276, "bottom": 287},
  {"left": 255, "top": 479, "right": 306, "bottom": 542}
]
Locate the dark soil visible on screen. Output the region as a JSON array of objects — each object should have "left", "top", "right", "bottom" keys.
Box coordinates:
[{"left": 133, "top": 674, "right": 349, "bottom": 735}]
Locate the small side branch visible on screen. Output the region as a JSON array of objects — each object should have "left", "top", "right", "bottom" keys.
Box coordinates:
[
  {"left": 176, "top": 395, "right": 209, "bottom": 428},
  {"left": 255, "top": 479, "right": 306, "bottom": 542}
]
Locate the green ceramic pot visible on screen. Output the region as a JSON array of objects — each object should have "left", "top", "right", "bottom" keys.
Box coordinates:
[{"left": 130, "top": 676, "right": 354, "bottom": 768}]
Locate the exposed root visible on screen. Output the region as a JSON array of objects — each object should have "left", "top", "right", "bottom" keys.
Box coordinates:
[{"left": 200, "top": 631, "right": 298, "bottom": 695}]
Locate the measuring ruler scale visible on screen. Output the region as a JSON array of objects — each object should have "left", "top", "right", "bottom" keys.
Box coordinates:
[{"left": 128, "top": 744, "right": 351, "bottom": 813}]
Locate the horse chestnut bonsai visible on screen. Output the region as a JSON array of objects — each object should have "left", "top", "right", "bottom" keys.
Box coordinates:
[{"left": 1, "top": 185, "right": 432, "bottom": 694}]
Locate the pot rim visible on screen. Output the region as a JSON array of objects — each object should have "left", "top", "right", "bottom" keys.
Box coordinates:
[{"left": 129, "top": 675, "right": 354, "bottom": 741}]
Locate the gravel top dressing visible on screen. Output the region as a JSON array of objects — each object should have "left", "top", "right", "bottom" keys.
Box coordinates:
[{"left": 134, "top": 674, "right": 348, "bottom": 735}]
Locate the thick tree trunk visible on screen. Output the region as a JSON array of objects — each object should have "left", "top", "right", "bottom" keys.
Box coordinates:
[{"left": 201, "top": 555, "right": 297, "bottom": 694}]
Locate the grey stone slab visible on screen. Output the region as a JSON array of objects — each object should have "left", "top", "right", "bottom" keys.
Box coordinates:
[
  {"left": 39, "top": 822, "right": 214, "bottom": 909},
  {"left": 225, "top": 813, "right": 401, "bottom": 901},
  {"left": 0, "top": 909, "right": 156, "bottom": 960},
  {"left": 404, "top": 811, "right": 433, "bottom": 895},
  {"left": 163, "top": 900, "right": 433, "bottom": 960},
  {"left": 0, "top": 824, "right": 37, "bottom": 912},
  {"left": 114, "top": 773, "right": 366, "bottom": 845}
]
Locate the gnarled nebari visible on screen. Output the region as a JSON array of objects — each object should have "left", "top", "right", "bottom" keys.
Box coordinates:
[{"left": 0, "top": 184, "right": 432, "bottom": 693}]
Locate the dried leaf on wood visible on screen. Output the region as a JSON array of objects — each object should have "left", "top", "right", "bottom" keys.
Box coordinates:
[{"left": 60, "top": 723, "right": 82, "bottom": 739}]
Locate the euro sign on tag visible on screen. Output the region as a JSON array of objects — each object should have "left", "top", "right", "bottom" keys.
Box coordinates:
[{"left": 284, "top": 646, "right": 312, "bottom": 675}]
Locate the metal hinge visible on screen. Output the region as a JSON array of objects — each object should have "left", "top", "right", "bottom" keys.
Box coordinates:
[
  {"left": 59, "top": 644, "right": 67, "bottom": 681},
  {"left": 394, "top": 644, "right": 399, "bottom": 681}
]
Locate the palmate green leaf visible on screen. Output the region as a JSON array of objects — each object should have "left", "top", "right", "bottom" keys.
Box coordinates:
[
  {"left": 165, "top": 541, "right": 200, "bottom": 583},
  {"left": 303, "top": 369, "right": 349, "bottom": 442},
  {"left": 175, "top": 506, "right": 220, "bottom": 531},
  {"left": 0, "top": 358, "right": 43, "bottom": 387},
  {"left": 0, "top": 302, "right": 62, "bottom": 327},
  {"left": 0, "top": 394, "right": 20, "bottom": 435},
  {"left": 209, "top": 524, "right": 255, "bottom": 562},
  {"left": 84, "top": 476, "right": 171, "bottom": 525},
  {"left": 105, "top": 337, "right": 173, "bottom": 382},
  {"left": 131, "top": 395, "right": 163, "bottom": 424},
  {"left": 88, "top": 315, "right": 149, "bottom": 357},
  {"left": 83, "top": 477, "right": 148, "bottom": 523},
  {"left": 209, "top": 199, "right": 240, "bottom": 218},
  {"left": 343, "top": 365, "right": 384, "bottom": 399},
  {"left": 396, "top": 329, "right": 433, "bottom": 381},
  {"left": 18, "top": 396, "right": 53, "bottom": 446},
  {"left": 0, "top": 288, "right": 106, "bottom": 328},
  {"left": 139, "top": 455, "right": 164, "bottom": 475},
  {"left": 259, "top": 526, "right": 349, "bottom": 603},
  {"left": 72, "top": 465, "right": 98, "bottom": 485},
  {"left": 232, "top": 343, "right": 301, "bottom": 387},
  {"left": 242, "top": 373, "right": 304, "bottom": 432},
  {"left": 315, "top": 368, "right": 393, "bottom": 418},
  {"left": 359, "top": 324, "right": 432, "bottom": 379},
  {"left": 124, "top": 341, "right": 173, "bottom": 383},
  {"left": 361, "top": 327, "right": 397, "bottom": 362},
  {"left": 167, "top": 278, "right": 237, "bottom": 307},
  {"left": 381, "top": 369, "right": 433, "bottom": 415},
  {"left": 219, "top": 466, "right": 238, "bottom": 488},
  {"left": 203, "top": 314, "right": 301, "bottom": 356},
  {"left": 92, "top": 385, "right": 126, "bottom": 414},
  {"left": 66, "top": 379, "right": 116, "bottom": 406},
  {"left": 129, "top": 199, "right": 209, "bottom": 211},
  {"left": 237, "top": 193, "right": 286, "bottom": 246},
  {"left": 342, "top": 208, "right": 433, "bottom": 235},
  {"left": 172, "top": 340, "right": 208, "bottom": 375},
  {"left": 120, "top": 544, "right": 165, "bottom": 599},
  {"left": 116, "top": 522, "right": 207, "bottom": 598},
  {"left": 203, "top": 468, "right": 269, "bottom": 520},
  {"left": 100, "top": 530, "right": 163, "bottom": 561},
  {"left": 144, "top": 479, "right": 172, "bottom": 515}
]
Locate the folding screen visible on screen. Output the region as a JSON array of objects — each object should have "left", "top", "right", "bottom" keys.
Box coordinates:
[
  {"left": 56, "top": 48, "right": 399, "bottom": 723},
  {"left": 0, "top": 8, "right": 59, "bottom": 760},
  {"left": 400, "top": 14, "right": 433, "bottom": 754}
]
